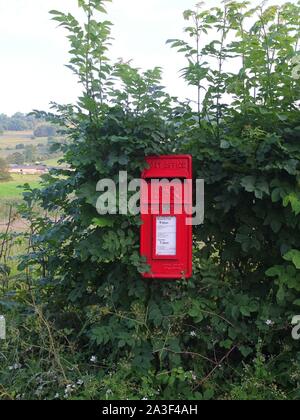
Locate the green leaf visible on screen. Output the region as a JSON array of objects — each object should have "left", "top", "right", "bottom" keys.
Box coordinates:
[
  {"left": 283, "top": 193, "right": 300, "bottom": 216},
  {"left": 283, "top": 250, "right": 300, "bottom": 269},
  {"left": 241, "top": 177, "right": 269, "bottom": 198},
  {"left": 276, "top": 286, "right": 285, "bottom": 303},
  {"left": 220, "top": 339, "right": 233, "bottom": 349},
  {"left": 241, "top": 176, "right": 256, "bottom": 193},
  {"left": 277, "top": 113, "right": 288, "bottom": 122},
  {"left": 239, "top": 346, "right": 253, "bottom": 358},
  {"left": 271, "top": 188, "right": 281, "bottom": 203},
  {"left": 49, "top": 10, "right": 64, "bottom": 15},
  {"left": 220, "top": 140, "right": 230, "bottom": 149},
  {"left": 91, "top": 217, "right": 114, "bottom": 228},
  {"left": 266, "top": 266, "right": 282, "bottom": 277},
  {"left": 271, "top": 219, "right": 282, "bottom": 233}
]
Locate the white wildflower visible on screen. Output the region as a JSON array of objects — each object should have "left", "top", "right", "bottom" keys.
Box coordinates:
[
  {"left": 8, "top": 363, "right": 22, "bottom": 371},
  {"left": 77, "top": 379, "right": 84, "bottom": 386},
  {"left": 266, "top": 320, "right": 274, "bottom": 326},
  {"left": 90, "top": 355, "right": 97, "bottom": 363},
  {"left": 64, "top": 384, "right": 74, "bottom": 396},
  {"left": 190, "top": 331, "right": 197, "bottom": 337}
]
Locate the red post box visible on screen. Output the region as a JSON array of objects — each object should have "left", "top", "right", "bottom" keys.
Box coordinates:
[{"left": 140, "top": 155, "right": 193, "bottom": 279}]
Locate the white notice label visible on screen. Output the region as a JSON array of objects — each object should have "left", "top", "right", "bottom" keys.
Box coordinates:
[{"left": 156, "top": 217, "right": 176, "bottom": 256}]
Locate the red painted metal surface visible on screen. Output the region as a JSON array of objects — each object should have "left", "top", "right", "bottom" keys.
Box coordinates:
[{"left": 140, "top": 155, "right": 193, "bottom": 279}]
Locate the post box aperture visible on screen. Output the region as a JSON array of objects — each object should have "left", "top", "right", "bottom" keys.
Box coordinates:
[{"left": 140, "top": 155, "right": 193, "bottom": 279}]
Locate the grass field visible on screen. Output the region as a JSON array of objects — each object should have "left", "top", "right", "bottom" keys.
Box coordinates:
[
  {"left": 41, "top": 157, "right": 64, "bottom": 166},
  {"left": 0, "top": 130, "right": 46, "bottom": 148},
  {"left": 0, "top": 174, "right": 41, "bottom": 230},
  {"left": 0, "top": 130, "right": 49, "bottom": 159},
  {"left": 0, "top": 174, "right": 41, "bottom": 199}
]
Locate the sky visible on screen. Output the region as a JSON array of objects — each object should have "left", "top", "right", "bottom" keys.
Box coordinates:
[{"left": 0, "top": 0, "right": 289, "bottom": 116}]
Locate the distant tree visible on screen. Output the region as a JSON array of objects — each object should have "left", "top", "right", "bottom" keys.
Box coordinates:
[
  {"left": 0, "top": 157, "right": 11, "bottom": 182},
  {"left": 7, "top": 152, "right": 25, "bottom": 165},
  {"left": 0, "top": 114, "right": 9, "bottom": 130},
  {"left": 7, "top": 114, "right": 28, "bottom": 131},
  {"left": 24, "top": 145, "right": 37, "bottom": 163},
  {"left": 16, "top": 143, "right": 25, "bottom": 150},
  {"left": 0, "top": 113, "right": 39, "bottom": 131},
  {"left": 34, "top": 125, "right": 57, "bottom": 137}
]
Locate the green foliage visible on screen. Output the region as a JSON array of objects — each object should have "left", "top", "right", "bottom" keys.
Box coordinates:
[
  {"left": 33, "top": 125, "right": 57, "bottom": 138},
  {"left": 0, "top": 174, "right": 41, "bottom": 199},
  {"left": 1, "top": 0, "right": 300, "bottom": 400},
  {"left": 227, "top": 342, "right": 291, "bottom": 400},
  {"left": 7, "top": 152, "right": 25, "bottom": 165},
  {"left": 0, "top": 113, "right": 37, "bottom": 131},
  {"left": 0, "top": 157, "right": 11, "bottom": 182}
]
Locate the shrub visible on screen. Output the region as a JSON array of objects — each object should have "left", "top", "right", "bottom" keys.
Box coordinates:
[
  {"left": 7, "top": 152, "right": 25, "bottom": 165},
  {"left": 1, "top": 0, "right": 299, "bottom": 400},
  {"left": 0, "top": 157, "right": 11, "bottom": 182},
  {"left": 34, "top": 125, "right": 57, "bottom": 138}
]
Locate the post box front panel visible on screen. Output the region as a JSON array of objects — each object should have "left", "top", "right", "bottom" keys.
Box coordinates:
[{"left": 140, "top": 155, "right": 192, "bottom": 279}]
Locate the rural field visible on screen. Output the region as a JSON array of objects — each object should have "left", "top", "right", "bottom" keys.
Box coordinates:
[
  {"left": 0, "top": 124, "right": 64, "bottom": 231},
  {"left": 0, "top": 130, "right": 48, "bottom": 159},
  {"left": 0, "top": 173, "right": 41, "bottom": 199},
  {"left": 0, "top": 174, "right": 41, "bottom": 232},
  {"left": 0, "top": 130, "right": 39, "bottom": 148}
]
